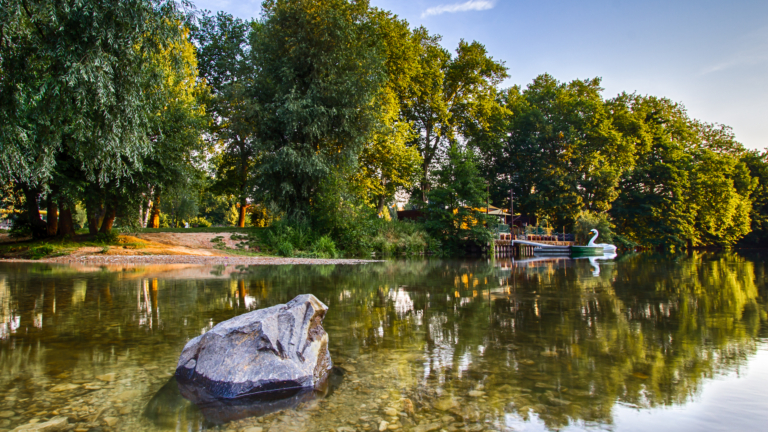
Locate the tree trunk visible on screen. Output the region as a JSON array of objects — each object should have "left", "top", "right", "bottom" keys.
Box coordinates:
[
  {"left": 238, "top": 200, "right": 247, "bottom": 228},
  {"left": 148, "top": 188, "right": 161, "bottom": 228},
  {"left": 46, "top": 195, "right": 58, "bottom": 236},
  {"left": 238, "top": 147, "right": 249, "bottom": 228},
  {"left": 100, "top": 204, "right": 116, "bottom": 233},
  {"left": 21, "top": 184, "right": 47, "bottom": 238},
  {"left": 58, "top": 204, "right": 75, "bottom": 237},
  {"left": 377, "top": 195, "right": 386, "bottom": 216},
  {"left": 143, "top": 188, "right": 154, "bottom": 228},
  {"left": 86, "top": 198, "right": 105, "bottom": 235}
]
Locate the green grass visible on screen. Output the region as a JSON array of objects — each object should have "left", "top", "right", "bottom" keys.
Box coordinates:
[
  {"left": 0, "top": 232, "right": 133, "bottom": 260},
  {"left": 138, "top": 227, "right": 263, "bottom": 234},
  {"left": 0, "top": 240, "right": 77, "bottom": 260}
]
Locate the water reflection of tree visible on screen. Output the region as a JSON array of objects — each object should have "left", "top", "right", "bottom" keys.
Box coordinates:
[
  {"left": 0, "top": 255, "right": 764, "bottom": 430},
  {"left": 234, "top": 256, "right": 764, "bottom": 428}
]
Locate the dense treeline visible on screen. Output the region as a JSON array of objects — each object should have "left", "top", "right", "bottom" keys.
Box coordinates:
[{"left": 2, "top": 0, "right": 767, "bottom": 255}]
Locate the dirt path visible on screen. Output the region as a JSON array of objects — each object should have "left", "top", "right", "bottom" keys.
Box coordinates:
[
  {"left": 0, "top": 232, "right": 381, "bottom": 265},
  {"left": 135, "top": 232, "right": 246, "bottom": 250}
]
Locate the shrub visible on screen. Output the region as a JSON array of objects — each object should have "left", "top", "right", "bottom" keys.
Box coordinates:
[
  {"left": 311, "top": 235, "right": 338, "bottom": 258},
  {"left": 276, "top": 241, "right": 294, "bottom": 257},
  {"left": 28, "top": 244, "right": 55, "bottom": 260},
  {"left": 189, "top": 216, "right": 212, "bottom": 228},
  {"left": 93, "top": 231, "right": 119, "bottom": 244}
]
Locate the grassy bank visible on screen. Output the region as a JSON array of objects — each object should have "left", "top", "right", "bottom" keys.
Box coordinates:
[{"left": 0, "top": 233, "right": 149, "bottom": 260}]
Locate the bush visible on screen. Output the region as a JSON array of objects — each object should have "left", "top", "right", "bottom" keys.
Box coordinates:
[
  {"left": 189, "top": 216, "right": 212, "bottom": 228},
  {"left": 93, "top": 231, "right": 119, "bottom": 244},
  {"left": 28, "top": 244, "right": 55, "bottom": 260},
  {"left": 159, "top": 213, "right": 170, "bottom": 228},
  {"left": 311, "top": 235, "right": 338, "bottom": 258},
  {"left": 276, "top": 241, "right": 294, "bottom": 257}
]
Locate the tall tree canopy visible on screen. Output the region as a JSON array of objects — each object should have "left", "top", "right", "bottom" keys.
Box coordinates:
[
  {"left": 403, "top": 32, "right": 508, "bottom": 202},
  {"left": 0, "top": 0, "right": 181, "bottom": 186},
  {"left": 609, "top": 95, "right": 753, "bottom": 248},
  {"left": 247, "top": 0, "right": 386, "bottom": 213},
  {"left": 476, "top": 74, "right": 632, "bottom": 229}
]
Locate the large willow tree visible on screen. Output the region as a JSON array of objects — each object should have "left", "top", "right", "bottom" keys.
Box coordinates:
[{"left": 0, "top": 0, "right": 185, "bottom": 236}]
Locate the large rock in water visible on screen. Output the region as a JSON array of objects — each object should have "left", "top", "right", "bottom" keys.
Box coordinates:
[{"left": 175, "top": 294, "right": 332, "bottom": 399}]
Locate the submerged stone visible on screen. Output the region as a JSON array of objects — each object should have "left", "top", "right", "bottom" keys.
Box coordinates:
[
  {"left": 11, "top": 417, "right": 68, "bottom": 432},
  {"left": 175, "top": 294, "right": 332, "bottom": 400}
]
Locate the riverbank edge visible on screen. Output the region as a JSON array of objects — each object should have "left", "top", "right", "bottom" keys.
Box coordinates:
[{"left": 0, "top": 255, "right": 383, "bottom": 265}]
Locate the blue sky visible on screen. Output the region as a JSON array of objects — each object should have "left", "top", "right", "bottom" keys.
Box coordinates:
[{"left": 193, "top": 0, "right": 768, "bottom": 150}]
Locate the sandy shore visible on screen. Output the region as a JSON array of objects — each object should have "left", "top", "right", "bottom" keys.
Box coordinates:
[
  {"left": 2, "top": 254, "right": 381, "bottom": 265},
  {"left": 0, "top": 232, "right": 383, "bottom": 265}
]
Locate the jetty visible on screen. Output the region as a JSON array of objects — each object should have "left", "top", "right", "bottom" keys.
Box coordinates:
[{"left": 492, "top": 233, "right": 602, "bottom": 258}]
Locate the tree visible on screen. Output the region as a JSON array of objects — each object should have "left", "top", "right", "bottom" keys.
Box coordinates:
[
  {"left": 0, "top": 0, "right": 184, "bottom": 237},
  {"left": 352, "top": 8, "right": 423, "bottom": 214},
  {"left": 739, "top": 151, "right": 768, "bottom": 246},
  {"left": 190, "top": 11, "right": 256, "bottom": 227},
  {"left": 687, "top": 123, "right": 754, "bottom": 247},
  {"left": 247, "top": 0, "right": 386, "bottom": 213},
  {"left": 425, "top": 144, "right": 493, "bottom": 255},
  {"left": 403, "top": 32, "right": 508, "bottom": 202},
  {"left": 140, "top": 24, "right": 209, "bottom": 230},
  {"left": 610, "top": 95, "right": 754, "bottom": 248},
  {"left": 476, "top": 75, "right": 631, "bottom": 230},
  {"left": 609, "top": 94, "right": 696, "bottom": 248}
]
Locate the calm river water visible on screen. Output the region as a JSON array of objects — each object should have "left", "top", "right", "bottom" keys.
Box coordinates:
[{"left": 1, "top": 253, "right": 768, "bottom": 432}]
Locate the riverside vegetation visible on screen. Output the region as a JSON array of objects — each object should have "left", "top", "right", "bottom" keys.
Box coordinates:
[{"left": 3, "top": 0, "right": 768, "bottom": 258}]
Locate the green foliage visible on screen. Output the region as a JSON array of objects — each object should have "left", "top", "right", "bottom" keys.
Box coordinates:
[
  {"left": 311, "top": 236, "right": 338, "bottom": 259},
  {"left": 276, "top": 241, "right": 295, "bottom": 258},
  {"left": 74, "top": 205, "right": 87, "bottom": 230},
  {"left": 610, "top": 95, "right": 753, "bottom": 248},
  {"left": 739, "top": 151, "right": 768, "bottom": 246},
  {"left": 161, "top": 191, "right": 199, "bottom": 228},
  {"left": 9, "top": 214, "right": 32, "bottom": 238},
  {"left": 404, "top": 30, "right": 509, "bottom": 201},
  {"left": 190, "top": 11, "right": 256, "bottom": 221},
  {"left": 425, "top": 145, "right": 493, "bottom": 256},
  {"left": 250, "top": 205, "right": 277, "bottom": 228},
  {"left": 248, "top": 0, "right": 386, "bottom": 212},
  {"left": 27, "top": 244, "right": 55, "bottom": 260},
  {"left": 477, "top": 75, "right": 632, "bottom": 228},
  {"left": 224, "top": 205, "right": 240, "bottom": 227},
  {"left": 93, "top": 231, "right": 119, "bottom": 245},
  {"left": 370, "top": 220, "right": 430, "bottom": 257},
  {"left": 199, "top": 194, "right": 237, "bottom": 226},
  {"left": 0, "top": 0, "right": 186, "bottom": 186},
  {"left": 574, "top": 211, "right": 615, "bottom": 245},
  {"left": 188, "top": 217, "right": 212, "bottom": 228}
]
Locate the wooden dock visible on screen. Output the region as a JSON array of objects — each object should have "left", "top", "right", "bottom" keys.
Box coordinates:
[{"left": 493, "top": 236, "right": 575, "bottom": 258}]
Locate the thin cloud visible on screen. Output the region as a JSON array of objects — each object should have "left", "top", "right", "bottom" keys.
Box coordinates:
[
  {"left": 421, "top": 0, "right": 496, "bottom": 18},
  {"left": 701, "top": 27, "right": 768, "bottom": 75}
]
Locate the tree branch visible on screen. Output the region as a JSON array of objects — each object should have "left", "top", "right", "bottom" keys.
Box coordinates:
[{"left": 21, "top": 0, "right": 47, "bottom": 41}]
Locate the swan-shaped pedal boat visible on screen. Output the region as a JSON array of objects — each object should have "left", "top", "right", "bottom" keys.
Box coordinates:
[{"left": 587, "top": 229, "right": 617, "bottom": 253}]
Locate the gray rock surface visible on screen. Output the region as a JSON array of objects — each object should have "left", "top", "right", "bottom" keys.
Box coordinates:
[
  {"left": 175, "top": 294, "right": 332, "bottom": 399},
  {"left": 11, "top": 417, "right": 68, "bottom": 432}
]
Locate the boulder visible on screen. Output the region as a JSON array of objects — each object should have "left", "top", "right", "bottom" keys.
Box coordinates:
[{"left": 175, "top": 294, "right": 332, "bottom": 399}]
